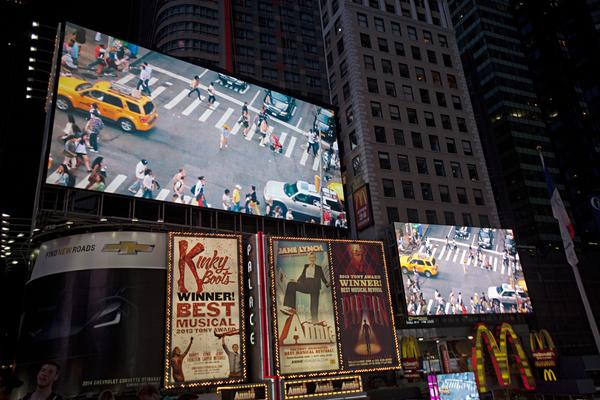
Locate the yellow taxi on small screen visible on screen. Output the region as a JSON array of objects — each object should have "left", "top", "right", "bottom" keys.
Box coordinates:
[
  {"left": 400, "top": 253, "right": 438, "bottom": 277},
  {"left": 56, "top": 76, "right": 158, "bottom": 132}
]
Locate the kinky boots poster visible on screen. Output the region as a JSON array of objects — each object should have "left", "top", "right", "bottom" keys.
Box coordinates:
[
  {"left": 271, "top": 240, "right": 340, "bottom": 375},
  {"left": 165, "top": 233, "right": 246, "bottom": 388},
  {"left": 330, "top": 242, "right": 400, "bottom": 371}
]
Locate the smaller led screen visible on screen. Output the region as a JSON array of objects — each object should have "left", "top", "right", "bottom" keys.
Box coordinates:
[
  {"left": 394, "top": 223, "right": 533, "bottom": 316},
  {"left": 436, "top": 372, "right": 480, "bottom": 400}
]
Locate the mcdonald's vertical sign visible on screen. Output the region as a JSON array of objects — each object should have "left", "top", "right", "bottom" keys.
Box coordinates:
[
  {"left": 472, "top": 323, "right": 536, "bottom": 393},
  {"left": 529, "top": 329, "right": 558, "bottom": 382},
  {"left": 400, "top": 336, "right": 421, "bottom": 379}
]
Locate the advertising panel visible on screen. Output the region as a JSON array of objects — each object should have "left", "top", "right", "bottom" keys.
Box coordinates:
[
  {"left": 271, "top": 239, "right": 339, "bottom": 375},
  {"left": 43, "top": 22, "right": 346, "bottom": 227},
  {"left": 352, "top": 184, "right": 373, "bottom": 231},
  {"left": 394, "top": 223, "right": 533, "bottom": 317},
  {"left": 165, "top": 233, "right": 245, "bottom": 387},
  {"left": 436, "top": 372, "right": 479, "bottom": 400},
  {"left": 330, "top": 242, "right": 398, "bottom": 369},
  {"left": 16, "top": 232, "right": 166, "bottom": 397}
]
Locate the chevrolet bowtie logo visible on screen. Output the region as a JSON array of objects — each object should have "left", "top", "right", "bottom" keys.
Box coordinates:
[{"left": 102, "top": 241, "right": 155, "bottom": 255}]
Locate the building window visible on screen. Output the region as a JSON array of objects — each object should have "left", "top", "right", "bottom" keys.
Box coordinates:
[
  {"left": 383, "top": 179, "right": 396, "bottom": 197},
  {"left": 337, "top": 37, "right": 345, "bottom": 55},
  {"left": 415, "top": 67, "right": 426, "bottom": 82},
  {"left": 407, "top": 108, "right": 419, "bottom": 124},
  {"left": 327, "top": 52, "right": 333, "bottom": 68},
  {"left": 342, "top": 82, "right": 350, "bottom": 100},
  {"left": 432, "top": 70, "right": 443, "bottom": 86},
  {"left": 447, "top": 74, "right": 457, "bottom": 88},
  {"left": 411, "top": 46, "right": 421, "bottom": 60},
  {"left": 381, "top": 59, "right": 393, "bottom": 74},
  {"left": 360, "top": 33, "right": 371, "bottom": 48},
  {"left": 403, "top": 85, "right": 414, "bottom": 101},
  {"left": 429, "top": 134, "right": 440, "bottom": 151},
  {"left": 425, "top": 209, "right": 438, "bottom": 224},
  {"left": 357, "top": 12, "right": 368, "bottom": 28},
  {"left": 367, "top": 77, "right": 379, "bottom": 93},
  {"left": 441, "top": 114, "right": 452, "bottom": 130},
  {"left": 434, "top": 159, "right": 446, "bottom": 176},
  {"left": 424, "top": 111, "right": 436, "bottom": 127},
  {"left": 398, "top": 154, "right": 410, "bottom": 172},
  {"left": 395, "top": 41, "right": 406, "bottom": 56},
  {"left": 450, "top": 161, "right": 463, "bottom": 178},
  {"left": 369, "top": 0, "right": 380, "bottom": 9},
  {"left": 411, "top": 131, "right": 423, "bottom": 148},
  {"left": 262, "top": 67, "right": 278, "bottom": 80},
  {"left": 420, "top": 88, "right": 430, "bottom": 104},
  {"left": 452, "top": 95, "right": 462, "bottom": 110},
  {"left": 462, "top": 140, "right": 473, "bottom": 155},
  {"left": 349, "top": 130, "right": 358, "bottom": 150},
  {"left": 467, "top": 164, "right": 479, "bottom": 181},
  {"left": 391, "top": 21, "right": 401, "bottom": 36},
  {"left": 387, "top": 207, "right": 399, "bottom": 224},
  {"left": 457, "top": 117, "right": 468, "bottom": 132},
  {"left": 346, "top": 105, "right": 354, "bottom": 124},
  {"left": 442, "top": 53, "right": 452, "bottom": 67},
  {"left": 407, "top": 26, "right": 418, "bottom": 40},
  {"left": 444, "top": 211, "right": 455, "bottom": 225},
  {"left": 421, "top": 183, "right": 433, "bottom": 200},
  {"left": 352, "top": 155, "right": 361, "bottom": 175},
  {"left": 399, "top": 63, "right": 410, "bottom": 78},
  {"left": 473, "top": 189, "right": 485, "bottom": 205},
  {"left": 374, "top": 126, "right": 387, "bottom": 143},
  {"left": 439, "top": 185, "right": 451, "bottom": 202},
  {"left": 363, "top": 55, "right": 375, "bottom": 71},
  {"left": 378, "top": 152, "right": 391, "bottom": 169},
  {"left": 402, "top": 181, "right": 415, "bottom": 199},
  {"left": 389, "top": 104, "right": 402, "bottom": 120},
  {"left": 371, "top": 101, "right": 383, "bottom": 118},
  {"left": 416, "top": 157, "right": 428, "bottom": 174},
  {"left": 446, "top": 139, "right": 457, "bottom": 155},
  {"left": 427, "top": 49, "right": 437, "bottom": 63},
  {"left": 436, "top": 92, "right": 447, "bottom": 107},
  {"left": 423, "top": 30, "right": 433, "bottom": 44},
  {"left": 462, "top": 213, "right": 473, "bottom": 226},
  {"left": 340, "top": 59, "right": 347, "bottom": 77},
  {"left": 394, "top": 129, "right": 406, "bottom": 146},
  {"left": 479, "top": 214, "right": 490, "bottom": 226},
  {"left": 385, "top": 81, "right": 397, "bottom": 97},
  {"left": 438, "top": 34, "right": 448, "bottom": 48},
  {"left": 457, "top": 187, "right": 468, "bottom": 204},
  {"left": 407, "top": 208, "right": 419, "bottom": 222},
  {"left": 375, "top": 17, "right": 385, "bottom": 32},
  {"left": 378, "top": 37, "right": 389, "bottom": 52}
]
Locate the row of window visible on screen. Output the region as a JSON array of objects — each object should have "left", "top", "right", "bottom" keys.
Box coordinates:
[
  {"left": 378, "top": 152, "right": 480, "bottom": 181},
  {"left": 364, "top": 76, "right": 462, "bottom": 108},
  {"left": 160, "top": 39, "right": 219, "bottom": 55},
  {"left": 380, "top": 178, "right": 486, "bottom": 205},
  {"left": 157, "top": 4, "right": 218, "bottom": 24},
  {"left": 347, "top": 0, "right": 445, "bottom": 27},
  {"left": 386, "top": 207, "right": 490, "bottom": 227},
  {"left": 155, "top": 21, "right": 220, "bottom": 42},
  {"left": 367, "top": 127, "right": 474, "bottom": 155}
]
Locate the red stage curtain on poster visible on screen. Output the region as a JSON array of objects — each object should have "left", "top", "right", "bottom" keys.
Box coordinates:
[
  {"left": 330, "top": 242, "right": 399, "bottom": 370},
  {"left": 165, "top": 233, "right": 245, "bottom": 388},
  {"left": 352, "top": 185, "right": 373, "bottom": 231}
]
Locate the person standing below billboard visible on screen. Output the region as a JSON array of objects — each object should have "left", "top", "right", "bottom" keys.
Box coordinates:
[
  {"left": 20, "top": 362, "right": 63, "bottom": 400},
  {"left": 128, "top": 159, "right": 148, "bottom": 193},
  {"left": 170, "top": 337, "right": 193, "bottom": 382},
  {"left": 283, "top": 251, "right": 330, "bottom": 322}
]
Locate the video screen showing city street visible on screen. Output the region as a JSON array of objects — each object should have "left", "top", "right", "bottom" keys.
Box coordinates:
[
  {"left": 44, "top": 23, "right": 346, "bottom": 227},
  {"left": 394, "top": 222, "right": 533, "bottom": 316}
]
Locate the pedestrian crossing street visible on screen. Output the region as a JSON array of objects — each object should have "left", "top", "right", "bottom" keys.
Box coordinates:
[
  {"left": 419, "top": 244, "right": 510, "bottom": 275},
  {"left": 114, "top": 71, "right": 323, "bottom": 172}
]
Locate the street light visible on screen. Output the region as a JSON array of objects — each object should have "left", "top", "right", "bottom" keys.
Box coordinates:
[
  {"left": 30, "top": 46, "right": 37, "bottom": 52},
  {"left": 1, "top": 213, "right": 9, "bottom": 218},
  {"left": 31, "top": 33, "right": 39, "bottom": 40},
  {"left": 32, "top": 21, "right": 39, "bottom": 27}
]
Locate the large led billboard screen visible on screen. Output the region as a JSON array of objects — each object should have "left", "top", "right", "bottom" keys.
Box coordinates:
[
  {"left": 394, "top": 223, "right": 533, "bottom": 316},
  {"left": 44, "top": 22, "right": 346, "bottom": 227}
]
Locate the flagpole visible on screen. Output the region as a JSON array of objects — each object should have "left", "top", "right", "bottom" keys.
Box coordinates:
[{"left": 537, "top": 146, "right": 600, "bottom": 355}]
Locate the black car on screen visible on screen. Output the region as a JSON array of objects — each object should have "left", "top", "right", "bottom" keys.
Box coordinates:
[
  {"left": 478, "top": 228, "right": 495, "bottom": 249},
  {"left": 313, "top": 107, "right": 337, "bottom": 144},
  {"left": 217, "top": 73, "right": 249, "bottom": 92},
  {"left": 454, "top": 226, "right": 472, "bottom": 240},
  {"left": 263, "top": 90, "right": 296, "bottom": 121}
]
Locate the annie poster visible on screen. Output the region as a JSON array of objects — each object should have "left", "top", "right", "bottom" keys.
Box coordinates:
[
  {"left": 330, "top": 242, "right": 399, "bottom": 370},
  {"left": 165, "top": 233, "right": 245, "bottom": 387},
  {"left": 272, "top": 240, "right": 340, "bottom": 375}
]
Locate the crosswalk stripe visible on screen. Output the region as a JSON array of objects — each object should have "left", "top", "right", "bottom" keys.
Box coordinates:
[
  {"left": 46, "top": 170, "right": 60, "bottom": 184},
  {"left": 116, "top": 74, "right": 136, "bottom": 85},
  {"left": 231, "top": 122, "right": 241, "bottom": 135},
  {"left": 312, "top": 150, "right": 321, "bottom": 171},
  {"left": 148, "top": 77, "right": 159, "bottom": 86},
  {"left": 215, "top": 107, "right": 234, "bottom": 128},
  {"left": 501, "top": 262, "right": 505, "bottom": 275},
  {"left": 105, "top": 174, "right": 127, "bottom": 193},
  {"left": 445, "top": 249, "right": 452, "bottom": 261},
  {"left": 431, "top": 247, "right": 438, "bottom": 258},
  {"left": 493, "top": 258, "right": 498, "bottom": 271},
  {"left": 199, "top": 101, "right": 219, "bottom": 122},
  {"left": 453, "top": 249, "right": 459, "bottom": 262},
  {"left": 427, "top": 299, "right": 433, "bottom": 314},
  {"left": 182, "top": 98, "right": 201, "bottom": 116},
  {"left": 156, "top": 189, "right": 170, "bottom": 201},
  {"left": 135, "top": 187, "right": 143, "bottom": 197},
  {"left": 299, "top": 149, "right": 309, "bottom": 166},
  {"left": 182, "top": 195, "right": 193, "bottom": 204},
  {"left": 245, "top": 123, "right": 257, "bottom": 141},
  {"left": 285, "top": 137, "right": 296, "bottom": 158},
  {"left": 460, "top": 249, "right": 466, "bottom": 264},
  {"left": 445, "top": 302, "right": 451, "bottom": 314},
  {"left": 76, "top": 174, "right": 91, "bottom": 188},
  {"left": 279, "top": 132, "right": 288, "bottom": 146},
  {"left": 438, "top": 246, "right": 446, "bottom": 259},
  {"left": 164, "top": 89, "right": 189, "bottom": 110},
  {"left": 150, "top": 86, "right": 166, "bottom": 100}
]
